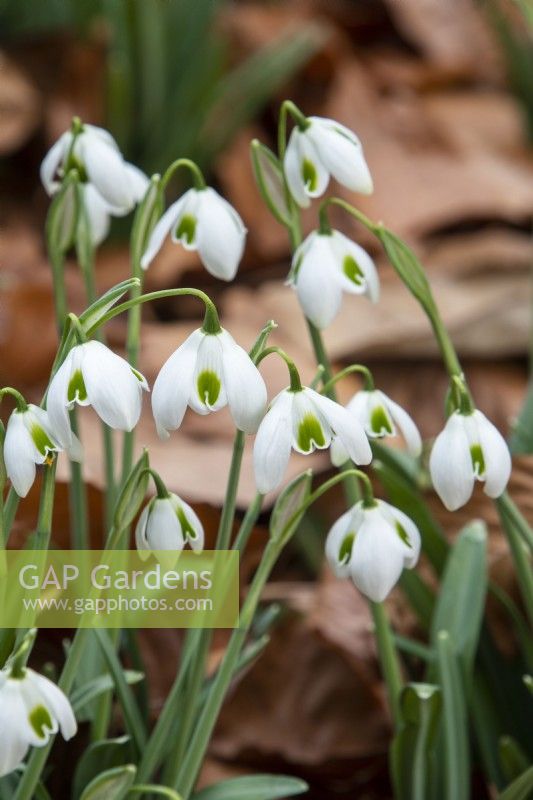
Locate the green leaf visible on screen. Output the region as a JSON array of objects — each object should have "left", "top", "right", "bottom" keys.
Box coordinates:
[
  {"left": 130, "top": 787, "right": 183, "bottom": 799},
  {"left": 113, "top": 450, "right": 150, "bottom": 531},
  {"left": 499, "top": 766, "right": 533, "bottom": 800},
  {"left": 436, "top": 631, "right": 470, "bottom": 800},
  {"left": 79, "top": 765, "right": 137, "bottom": 800},
  {"left": 509, "top": 380, "right": 533, "bottom": 454},
  {"left": 270, "top": 470, "right": 313, "bottom": 546},
  {"left": 192, "top": 774, "right": 309, "bottom": 800},
  {"left": 391, "top": 683, "right": 442, "bottom": 800},
  {"left": 499, "top": 736, "right": 531, "bottom": 784},
  {"left": 80, "top": 278, "right": 141, "bottom": 337},
  {"left": 71, "top": 671, "right": 144, "bottom": 717},
  {"left": 73, "top": 736, "right": 133, "bottom": 800}
]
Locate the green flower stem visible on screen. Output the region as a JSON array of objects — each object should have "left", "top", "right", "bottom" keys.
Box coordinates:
[
  {"left": 33, "top": 461, "right": 57, "bottom": 550},
  {"left": 161, "top": 158, "right": 206, "bottom": 191},
  {"left": 496, "top": 498, "right": 533, "bottom": 628},
  {"left": 321, "top": 363, "right": 375, "bottom": 394},
  {"left": 256, "top": 346, "right": 302, "bottom": 392},
  {"left": 497, "top": 491, "right": 533, "bottom": 551},
  {"left": 68, "top": 409, "right": 88, "bottom": 549},
  {"left": 233, "top": 492, "right": 264, "bottom": 553},
  {"left": 370, "top": 601, "right": 403, "bottom": 729}
]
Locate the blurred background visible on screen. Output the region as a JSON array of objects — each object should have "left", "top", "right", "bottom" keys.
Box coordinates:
[{"left": 0, "top": 0, "right": 532, "bottom": 797}]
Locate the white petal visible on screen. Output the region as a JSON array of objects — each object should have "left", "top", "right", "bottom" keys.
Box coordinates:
[
  {"left": 378, "top": 500, "right": 421, "bottom": 568},
  {"left": 474, "top": 411, "right": 512, "bottom": 498},
  {"left": 146, "top": 498, "right": 184, "bottom": 551},
  {"left": 253, "top": 391, "right": 294, "bottom": 494},
  {"left": 135, "top": 504, "right": 151, "bottom": 559},
  {"left": 28, "top": 671, "right": 77, "bottom": 741},
  {"left": 151, "top": 329, "right": 202, "bottom": 438},
  {"left": 288, "top": 232, "right": 315, "bottom": 285},
  {"left": 124, "top": 163, "right": 150, "bottom": 203},
  {"left": 382, "top": 393, "right": 422, "bottom": 456},
  {"left": 4, "top": 412, "right": 38, "bottom": 498},
  {"left": 291, "top": 390, "right": 331, "bottom": 454},
  {"left": 81, "top": 341, "right": 146, "bottom": 431},
  {"left": 283, "top": 128, "right": 329, "bottom": 208},
  {"left": 18, "top": 677, "right": 58, "bottom": 744},
  {"left": 429, "top": 412, "right": 474, "bottom": 511},
  {"left": 350, "top": 509, "right": 406, "bottom": 602},
  {"left": 308, "top": 389, "right": 372, "bottom": 465},
  {"left": 325, "top": 507, "right": 358, "bottom": 578},
  {"left": 170, "top": 494, "right": 204, "bottom": 551},
  {"left": 78, "top": 131, "right": 133, "bottom": 210},
  {"left": 219, "top": 330, "right": 267, "bottom": 433},
  {"left": 308, "top": 117, "right": 373, "bottom": 195},
  {"left": 330, "top": 231, "right": 379, "bottom": 301},
  {"left": 189, "top": 333, "right": 227, "bottom": 414},
  {"left": 82, "top": 184, "right": 111, "bottom": 246},
  {"left": 283, "top": 129, "right": 311, "bottom": 208},
  {"left": 196, "top": 189, "right": 246, "bottom": 281},
  {"left": 46, "top": 350, "right": 78, "bottom": 451},
  {"left": 295, "top": 235, "right": 343, "bottom": 329},
  {"left": 0, "top": 682, "right": 30, "bottom": 776},
  {"left": 40, "top": 132, "right": 71, "bottom": 195},
  {"left": 330, "top": 437, "right": 350, "bottom": 467},
  {"left": 140, "top": 197, "right": 185, "bottom": 269}
]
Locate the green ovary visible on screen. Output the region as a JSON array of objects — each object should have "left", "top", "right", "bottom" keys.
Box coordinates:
[
  {"left": 470, "top": 443, "right": 486, "bottom": 477},
  {"left": 29, "top": 704, "right": 53, "bottom": 740},
  {"left": 176, "top": 214, "right": 197, "bottom": 245},
  {"left": 301, "top": 159, "right": 318, "bottom": 191},
  {"left": 297, "top": 413, "right": 326, "bottom": 452},
  {"left": 67, "top": 369, "right": 88, "bottom": 403},
  {"left": 343, "top": 255, "right": 364, "bottom": 287},
  {"left": 339, "top": 532, "right": 355, "bottom": 564},
  {"left": 30, "top": 424, "right": 56, "bottom": 457},
  {"left": 370, "top": 405, "right": 394, "bottom": 436},
  {"left": 197, "top": 370, "right": 221, "bottom": 407}
]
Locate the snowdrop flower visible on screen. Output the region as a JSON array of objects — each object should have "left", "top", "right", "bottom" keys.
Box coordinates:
[
  {"left": 0, "top": 666, "right": 77, "bottom": 777},
  {"left": 331, "top": 389, "right": 421, "bottom": 467},
  {"left": 41, "top": 122, "right": 149, "bottom": 221},
  {"left": 254, "top": 386, "right": 372, "bottom": 494},
  {"left": 326, "top": 499, "right": 421, "bottom": 602},
  {"left": 136, "top": 492, "right": 204, "bottom": 560},
  {"left": 152, "top": 328, "right": 266, "bottom": 438},
  {"left": 47, "top": 341, "right": 149, "bottom": 449},
  {"left": 429, "top": 409, "right": 511, "bottom": 511},
  {"left": 4, "top": 404, "right": 81, "bottom": 498},
  {"left": 141, "top": 187, "right": 246, "bottom": 281},
  {"left": 289, "top": 230, "right": 379, "bottom": 328},
  {"left": 284, "top": 116, "right": 373, "bottom": 208}
]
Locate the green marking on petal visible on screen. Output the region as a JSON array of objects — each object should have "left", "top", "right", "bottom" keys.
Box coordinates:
[
  {"left": 297, "top": 413, "right": 326, "bottom": 452},
  {"left": 470, "top": 443, "right": 486, "bottom": 477},
  {"left": 176, "top": 214, "right": 197, "bottom": 245},
  {"left": 29, "top": 704, "right": 53, "bottom": 740},
  {"left": 30, "top": 424, "right": 56, "bottom": 457},
  {"left": 67, "top": 369, "right": 87, "bottom": 403},
  {"left": 301, "top": 159, "right": 318, "bottom": 192},
  {"left": 177, "top": 506, "right": 198, "bottom": 541},
  {"left": 343, "top": 255, "right": 364, "bottom": 286},
  {"left": 338, "top": 532, "right": 355, "bottom": 564},
  {"left": 197, "top": 370, "right": 221, "bottom": 407},
  {"left": 370, "top": 405, "right": 394, "bottom": 436},
  {"left": 395, "top": 521, "right": 412, "bottom": 548}
]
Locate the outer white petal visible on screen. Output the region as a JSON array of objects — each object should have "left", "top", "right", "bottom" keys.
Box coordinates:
[
  {"left": 170, "top": 494, "right": 204, "bottom": 551},
  {"left": 196, "top": 189, "right": 246, "bottom": 281},
  {"left": 46, "top": 349, "right": 78, "bottom": 449},
  {"left": 140, "top": 197, "right": 185, "bottom": 269},
  {"left": 308, "top": 117, "right": 373, "bottom": 195},
  {"left": 151, "top": 329, "right": 202, "bottom": 438},
  {"left": 350, "top": 509, "right": 407, "bottom": 602},
  {"left": 307, "top": 389, "right": 372, "bottom": 465},
  {"left": 78, "top": 131, "right": 133, "bottom": 210},
  {"left": 474, "top": 411, "right": 512, "bottom": 498},
  {"left": 295, "top": 235, "right": 343, "bottom": 329},
  {"left": 28, "top": 671, "right": 77, "bottom": 740},
  {"left": 145, "top": 498, "right": 184, "bottom": 551},
  {"left": 429, "top": 413, "right": 474, "bottom": 511},
  {"left": 189, "top": 333, "right": 227, "bottom": 414},
  {"left": 253, "top": 391, "right": 294, "bottom": 494},
  {"left": 81, "top": 341, "right": 147, "bottom": 431},
  {"left": 0, "top": 682, "right": 30, "bottom": 776},
  {"left": 288, "top": 232, "right": 315, "bottom": 285},
  {"left": 378, "top": 500, "right": 421, "bottom": 569},
  {"left": 330, "top": 231, "right": 379, "bottom": 301},
  {"left": 381, "top": 392, "right": 422, "bottom": 456},
  {"left": 40, "top": 132, "right": 71, "bottom": 195},
  {"left": 135, "top": 504, "right": 151, "bottom": 559},
  {"left": 124, "top": 163, "right": 150, "bottom": 203},
  {"left": 4, "top": 412, "right": 38, "bottom": 498},
  {"left": 82, "top": 184, "right": 111, "bottom": 246},
  {"left": 219, "top": 330, "right": 267, "bottom": 433},
  {"left": 330, "top": 436, "right": 350, "bottom": 467},
  {"left": 283, "top": 128, "right": 329, "bottom": 207},
  {"left": 325, "top": 508, "right": 358, "bottom": 578}
]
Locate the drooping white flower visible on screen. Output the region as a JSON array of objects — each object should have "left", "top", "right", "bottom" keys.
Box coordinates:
[
  {"left": 4, "top": 404, "right": 81, "bottom": 498},
  {"left": 253, "top": 386, "right": 372, "bottom": 494},
  {"left": 136, "top": 493, "right": 204, "bottom": 560},
  {"left": 47, "top": 341, "right": 149, "bottom": 447},
  {"left": 429, "top": 409, "right": 511, "bottom": 511},
  {"left": 152, "top": 328, "right": 266, "bottom": 438},
  {"left": 0, "top": 666, "right": 77, "bottom": 778},
  {"left": 284, "top": 116, "right": 373, "bottom": 208},
  {"left": 325, "top": 499, "right": 421, "bottom": 602},
  {"left": 331, "top": 389, "right": 421, "bottom": 467},
  {"left": 289, "top": 230, "right": 379, "bottom": 328},
  {"left": 40, "top": 123, "right": 149, "bottom": 217},
  {"left": 141, "top": 187, "right": 246, "bottom": 281}
]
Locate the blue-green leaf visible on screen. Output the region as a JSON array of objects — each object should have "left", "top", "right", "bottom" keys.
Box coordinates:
[
  {"left": 192, "top": 774, "right": 309, "bottom": 800},
  {"left": 73, "top": 736, "right": 133, "bottom": 800},
  {"left": 436, "top": 631, "right": 470, "bottom": 800},
  {"left": 79, "top": 765, "right": 136, "bottom": 800},
  {"left": 499, "top": 766, "right": 533, "bottom": 800}
]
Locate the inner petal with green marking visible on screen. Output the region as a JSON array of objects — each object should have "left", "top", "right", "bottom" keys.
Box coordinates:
[
  {"left": 297, "top": 413, "right": 326, "bottom": 453},
  {"left": 29, "top": 704, "right": 54, "bottom": 740},
  {"left": 197, "top": 370, "right": 221, "bottom": 408},
  {"left": 470, "top": 443, "right": 486, "bottom": 478},
  {"left": 67, "top": 369, "right": 88, "bottom": 404},
  {"left": 343, "top": 255, "right": 364, "bottom": 287},
  {"left": 30, "top": 423, "right": 56, "bottom": 457},
  {"left": 339, "top": 532, "right": 355, "bottom": 564},
  {"left": 175, "top": 214, "right": 197, "bottom": 245},
  {"left": 395, "top": 521, "right": 412, "bottom": 548},
  {"left": 370, "top": 404, "right": 394, "bottom": 437},
  {"left": 177, "top": 506, "right": 198, "bottom": 541},
  {"left": 301, "top": 159, "right": 318, "bottom": 192}
]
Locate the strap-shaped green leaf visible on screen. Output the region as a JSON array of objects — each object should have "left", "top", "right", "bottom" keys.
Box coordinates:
[
  {"left": 499, "top": 766, "right": 533, "bottom": 800},
  {"left": 192, "top": 774, "right": 308, "bottom": 800},
  {"left": 79, "top": 765, "right": 136, "bottom": 800},
  {"left": 73, "top": 736, "right": 133, "bottom": 800},
  {"left": 437, "top": 631, "right": 470, "bottom": 800}
]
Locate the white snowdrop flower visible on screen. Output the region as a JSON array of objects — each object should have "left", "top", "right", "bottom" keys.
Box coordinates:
[
  {"left": 253, "top": 386, "right": 372, "bottom": 494},
  {"left": 152, "top": 327, "right": 266, "bottom": 438},
  {"left": 0, "top": 666, "right": 77, "bottom": 778},
  {"left": 4, "top": 404, "right": 81, "bottom": 498},
  {"left": 140, "top": 187, "right": 246, "bottom": 281},
  {"left": 331, "top": 389, "right": 421, "bottom": 467},
  {"left": 40, "top": 123, "right": 149, "bottom": 219},
  {"left": 47, "top": 341, "right": 149, "bottom": 448},
  {"left": 326, "top": 499, "right": 421, "bottom": 602},
  {"left": 136, "top": 493, "right": 204, "bottom": 561},
  {"left": 284, "top": 116, "right": 373, "bottom": 208},
  {"left": 429, "top": 409, "right": 511, "bottom": 511},
  {"left": 289, "top": 230, "right": 379, "bottom": 328}
]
